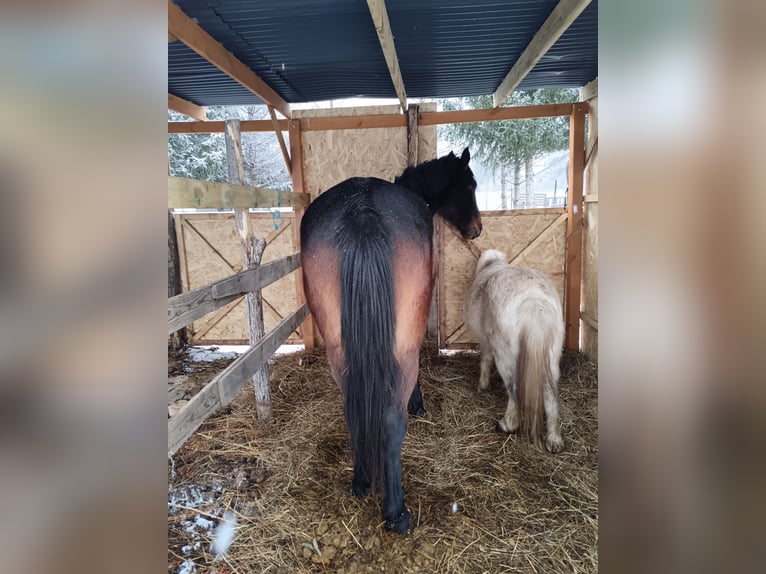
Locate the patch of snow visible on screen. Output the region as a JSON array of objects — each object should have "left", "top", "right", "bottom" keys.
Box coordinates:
[
  {"left": 210, "top": 510, "right": 237, "bottom": 557},
  {"left": 194, "top": 515, "right": 215, "bottom": 531},
  {"left": 439, "top": 349, "right": 478, "bottom": 356},
  {"left": 178, "top": 559, "right": 197, "bottom": 574},
  {"left": 186, "top": 346, "right": 241, "bottom": 362}
]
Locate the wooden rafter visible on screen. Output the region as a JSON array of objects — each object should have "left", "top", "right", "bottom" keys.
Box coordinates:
[
  {"left": 367, "top": 0, "right": 407, "bottom": 113},
  {"left": 493, "top": 0, "right": 592, "bottom": 107},
  {"left": 267, "top": 105, "right": 292, "bottom": 177},
  {"left": 168, "top": 93, "right": 206, "bottom": 121},
  {"left": 168, "top": 0, "right": 291, "bottom": 119}
]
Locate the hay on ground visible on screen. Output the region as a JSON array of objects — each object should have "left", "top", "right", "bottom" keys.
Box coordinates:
[{"left": 168, "top": 346, "right": 598, "bottom": 573}]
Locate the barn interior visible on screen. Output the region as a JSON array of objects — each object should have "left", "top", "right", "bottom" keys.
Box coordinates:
[{"left": 167, "top": 1, "right": 598, "bottom": 572}]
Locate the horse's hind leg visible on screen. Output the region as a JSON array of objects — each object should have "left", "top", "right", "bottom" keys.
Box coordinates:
[
  {"left": 407, "top": 381, "right": 425, "bottom": 418},
  {"left": 382, "top": 406, "right": 412, "bottom": 534},
  {"left": 543, "top": 353, "right": 564, "bottom": 453}
]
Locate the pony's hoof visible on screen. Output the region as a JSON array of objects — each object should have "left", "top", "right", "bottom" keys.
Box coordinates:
[
  {"left": 546, "top": 436, "right": 564, "bottom": 453},
  {"left": 350, "top": 480, "right": 371, "bottom": 497},
  {"left": 384, "top": 508, "right": 413, "bottom": 535}
]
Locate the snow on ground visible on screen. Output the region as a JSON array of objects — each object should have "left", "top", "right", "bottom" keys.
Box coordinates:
[{"left": 186, "top": 344, "right": 305, "bottom": 363}]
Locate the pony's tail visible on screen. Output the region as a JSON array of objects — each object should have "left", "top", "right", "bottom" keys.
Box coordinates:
[
  {"left": 339, "top": 209, "right": 400, "bottom": 490},
  {"left": 516, "top": 300, "right": 555, "bottom": 448}
]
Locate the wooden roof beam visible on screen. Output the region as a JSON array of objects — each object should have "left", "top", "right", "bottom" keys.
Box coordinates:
[
  {"left": 168, "top": 0, "right": 291, "bottom": 119},
  {"left": 493, "top": 0, "right": 592, "bottom": 107},
  {"left": 367, "top": 0, "right": 407, "bottom": 114},
  {"left": 168, "top": 93, "right": 206, "bottom": 121}
]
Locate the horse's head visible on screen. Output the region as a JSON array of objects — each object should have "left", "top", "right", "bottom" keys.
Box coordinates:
[{"left": 433, "top": 148, "right": 482, "bottom": 240}]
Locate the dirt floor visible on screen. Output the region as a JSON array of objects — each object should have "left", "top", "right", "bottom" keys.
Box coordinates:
[{"left": 168, "top": 346, "right": 598, "bottom": 573}]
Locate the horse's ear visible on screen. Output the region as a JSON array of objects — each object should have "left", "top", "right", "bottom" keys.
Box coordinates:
[{"left": 461, "top": 147, "right": 470, "bottom": 164}]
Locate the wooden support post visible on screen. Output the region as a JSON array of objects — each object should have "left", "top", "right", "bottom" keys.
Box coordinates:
[
  {"left": 168, "top": 210, "right": 186, "bottom": 350},
  {"left": 564, "top": 104, "right": 586, "bottom": 350},
  {"left": 225, "top": 119, "right": 272, "bottom": 422},
  {"left": 289, "top": 119, "right": 315, "bottom": 349}
]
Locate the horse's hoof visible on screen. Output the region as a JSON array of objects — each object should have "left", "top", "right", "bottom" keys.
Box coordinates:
[
  {"left": 408, "top": 406, "right": 426, "bottom": 419},
  {"left": 350, "top": 480, "right": 371, "bottom": 497},
  {"left": 384, "top": 508, "right": 413, "bottom": 535},
  {"left": 495, "top": 421, "right": 508, "bottom": 434}
]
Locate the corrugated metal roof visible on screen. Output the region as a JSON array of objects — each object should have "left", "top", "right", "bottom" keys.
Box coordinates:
[{"left": 169, "top": 0, "right": 597, "bottom": 106}]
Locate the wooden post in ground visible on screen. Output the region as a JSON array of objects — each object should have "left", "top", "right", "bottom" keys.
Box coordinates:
[
  {"left": 564, "top": 103, "right": 587, "bottom": 350},
  {"left": 168, "top": 210, "right": 186, "bottom": 350},
  {"left": 289, "top": 119, "right": 316, "bottom": 349},
  {"left": 225, "top": 119, "right": 271, "bottom": 422}
]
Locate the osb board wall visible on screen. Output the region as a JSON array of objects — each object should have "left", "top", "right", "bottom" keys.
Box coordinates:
[
  {"left": 175, "top": 212, "right": 301, "bottom": 345},
  {"left": 295, "top": 103, "right": 437, "bottom": 199},
  {"left": 440, "top": 209, "right": 567, "bottom": 348},
  {"left": 582, "top": 94, "right": 598, "bottom": 360}
]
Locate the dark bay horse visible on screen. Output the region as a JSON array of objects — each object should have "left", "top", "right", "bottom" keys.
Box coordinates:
[{"left": 300, "top": 148, "right": 481, "bottom": 534}]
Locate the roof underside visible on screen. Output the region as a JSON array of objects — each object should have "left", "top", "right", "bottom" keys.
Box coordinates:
[{"left": 168, "top": 0, "right": 598, "bottom": 107}]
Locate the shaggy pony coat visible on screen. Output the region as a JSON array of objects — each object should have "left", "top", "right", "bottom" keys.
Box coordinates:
[{"left": 464, "top": 249, "right": 564, "bottom": 452}]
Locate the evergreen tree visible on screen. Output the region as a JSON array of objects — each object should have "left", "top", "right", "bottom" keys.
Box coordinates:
[{"left": 442, "top": 88, "right": 578, "bottom": 208}]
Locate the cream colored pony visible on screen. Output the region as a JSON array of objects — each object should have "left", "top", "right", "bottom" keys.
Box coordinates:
[{"left": 464, "top": 249, "right": 564, "bottom": 452}]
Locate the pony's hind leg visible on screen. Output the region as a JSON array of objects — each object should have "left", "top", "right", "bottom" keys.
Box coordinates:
[
  {"left": 382, "top": 406, "right": 412, "bottom": 534},
  {"left": 494, "top": 352, "right": 520, "bottom": 433},
  {"left": 407, "top": 381, "right": 426, "bottom": 418},
  {"left": 543, "top": 359, "right": 564, "bottom": 453},
  {"left": 478, "top": 348, "right": 494, "bottom": 390}
]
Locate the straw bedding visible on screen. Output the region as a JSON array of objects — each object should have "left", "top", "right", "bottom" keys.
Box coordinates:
[{"left": 168, "top": 346, "right": 598, "bottom": 573}]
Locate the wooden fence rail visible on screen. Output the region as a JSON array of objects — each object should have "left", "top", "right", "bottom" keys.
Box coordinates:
[
  {"left": 168, "top": 176, "right": 310, "bottom": 209},
  {"left": 168, "top": 304, "right": 308, "bottom": 455},
  {"left": 168, "top": 252, "right": 301, "bottom": 335}
]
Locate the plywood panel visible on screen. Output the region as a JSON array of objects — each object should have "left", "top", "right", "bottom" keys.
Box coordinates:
[
  {"left": 177, "top": 212, "right": 301, "bottom": 344},
  {"left": 440, "top": 210, "right": 567, "bottom": 347},
  {"left": 295, "top": 104, "right": 437, "bottom": 200}
]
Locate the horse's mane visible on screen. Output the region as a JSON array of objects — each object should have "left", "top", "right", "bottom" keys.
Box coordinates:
[{"left": 393, "top": 154, "right": 455, "bottom": 206}]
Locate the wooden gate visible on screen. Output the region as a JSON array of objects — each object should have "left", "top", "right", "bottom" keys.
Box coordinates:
[
  {"left": 174, "top": 211, "right": 302, "bottom": 345},
  {"left": 438, "top": 208, "right": 567, "bottom": 349}
]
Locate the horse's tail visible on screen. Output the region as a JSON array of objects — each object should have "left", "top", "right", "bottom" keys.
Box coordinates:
[
  {"left": 339, "top": 207, "right": 400, "bottom": 489},
  {"left": 517, "top": 299, "right": 556, "bottom": 447}
]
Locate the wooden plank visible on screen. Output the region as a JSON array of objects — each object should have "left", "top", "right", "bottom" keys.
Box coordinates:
[
  {"left": 407, "top": 104, "right": 419, "bottom": 167},
  {"left": 367, "top": 0, "right": 407, "bottom": 113},
  {"left": 289, "top": 119, "right": 315, "bottom": 349},
  {"left": 168, "top": 176, "right": 310, "bottom": 209},
  {"left": 580, "top": 311, "right": 598, "bottom": 331},
  {"left": 168, "top": 104, "right": 574, "bottom": 134},
  {"left": 168, "top": 119, "right": 287, "bottom": 134},
  {"left": 168, "top": 211, "right": 186, "bottom": 349},
  {"left": 420, "top": 103, "right": 575, "bottom": 126},
  {"left": 167, "top": 0, "right": 291, "bottom": 119},
  {"left": 584, "top": 194, "right": 599, "bottom": 203},
  {"left": 168, "top": 93, "right": 206, "bottom": 121},
  {"left": 190, "top": 296, "right": 243, "bottom": 343},
  {"left": 168, "top": 278, "right": 242, "bottom": 335},
  {"left": 580, "top": 77, "right": 598, "bottom": 101},
  {"left": 477, "top": 207, "right": 566, "bottom": 217},
  {"left": 168, "top": 304, "right": 308, "bottom": 454},
  {"left": 268, "top": 105, "right": 292, "bottom": 177},
  {"left": 299, "top": 114, "right": 406, "bottom": 132},
  {"left": 493, "top": 0, "right": 592, "bottom": 106},
  {"left": 564, "top": 104, "right": 586, "bottom": 350},
  {"left": 212, "top": 252, "right": 301, "bottom": 299},
  {"left": 509, "top": 213, "right": 567, "bottom": 266}
]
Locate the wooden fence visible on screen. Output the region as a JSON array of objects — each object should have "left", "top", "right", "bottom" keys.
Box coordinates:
[{"left": 168, "top": 175, "right": 309, "bottom": 454}]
